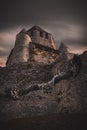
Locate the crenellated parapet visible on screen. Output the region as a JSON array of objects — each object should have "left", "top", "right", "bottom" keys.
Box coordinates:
[{"left": 27, "top": 26, "right": 56, "bottom": 49}]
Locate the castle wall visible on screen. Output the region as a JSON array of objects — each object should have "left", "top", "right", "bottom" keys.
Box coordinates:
[
  {"left": 6, "top": 26, "right": 58, "bottom": 66},
  {"left": 27, "top": 30, "right": 56, "bottom": 49}
]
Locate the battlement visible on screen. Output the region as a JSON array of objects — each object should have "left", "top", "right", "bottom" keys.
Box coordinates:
[{"left": 27, "top": 25, "right": 56, "bottom": 49}]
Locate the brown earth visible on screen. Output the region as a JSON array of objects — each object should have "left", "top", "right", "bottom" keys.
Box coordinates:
[{"left": 0, "top": 51, "right": 87, "bottom": 120}]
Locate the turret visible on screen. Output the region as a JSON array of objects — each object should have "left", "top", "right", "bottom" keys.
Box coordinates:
[
  {"left": 58, "top": 42, "right": 74, "bottom": 60},
  {"left": 6, "top": 29, "right": 31, "bottom": 66},
  {"left": 59, "top": 42, "right": 68, "bottom": 53}
]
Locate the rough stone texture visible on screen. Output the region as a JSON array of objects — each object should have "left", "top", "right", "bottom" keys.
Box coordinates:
[
  {"left": 6, "top": 26, "right": 58, "bottom": 66},
  {"left": 6, "top": 26, "right": 75, "bottom": 67},
  {"left": 32, "top": 48, "right": 58, "bottom": 63},
  {"left": 0, "top": 51, "right": 87, "bottom": 120},
  {"left": 27, "top": 25, "right": 56, "bottom": 49},
  {"left": 6, "top": 29, "right": 31, "bottom": 66}
]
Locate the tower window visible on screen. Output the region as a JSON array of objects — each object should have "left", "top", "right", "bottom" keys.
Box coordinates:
[
  {"left": 40, "top": 31, "right": 43, "bottom": 37},
  {"left": 30, "top": 31, "right": 33, "bottom": 36},
  {"left": 46, "top": 33, "right": 48, "bottom": 39}
]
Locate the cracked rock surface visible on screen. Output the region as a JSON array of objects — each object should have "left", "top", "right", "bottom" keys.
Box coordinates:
[{"left": 0, "top": 52, "right": 87, "bottom": 120}]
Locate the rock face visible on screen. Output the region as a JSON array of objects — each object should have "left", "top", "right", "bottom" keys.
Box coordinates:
[{"left": 0, "top": 51, "right": 87, "bottom": 120}]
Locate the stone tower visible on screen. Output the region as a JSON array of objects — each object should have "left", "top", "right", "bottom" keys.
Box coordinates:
[
  {"left": 6, "top": 29, "right": 31, "bottom": 66},
  {"left": 59, "top": 42, "right": 68, "bottom": 53},
  {"left": 6, "top": 26, "right": 58, "bottom": 66},
  {"left": 59, "top": 42, "right": 74, "bottom": 60}
]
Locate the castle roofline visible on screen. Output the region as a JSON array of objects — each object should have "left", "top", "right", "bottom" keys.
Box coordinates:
[
  {"left": 59, "top": 42, "right": 68, "bottom": 49},
  {"left": 27, "top": 25, "right": 51, "bottom": 34}
]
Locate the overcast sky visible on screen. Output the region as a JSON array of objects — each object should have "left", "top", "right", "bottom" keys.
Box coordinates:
[{"left": 0, "top": 0, "right": 87, "bottom": 66}]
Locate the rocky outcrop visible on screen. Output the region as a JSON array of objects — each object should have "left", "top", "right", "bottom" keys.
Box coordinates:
[{"left": 0, "top": 51, "right": 87, "bottom": 120}]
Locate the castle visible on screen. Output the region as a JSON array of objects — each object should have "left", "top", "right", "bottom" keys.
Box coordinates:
[{"left": 6, "top": 25, "right": 72, "bottom": 66}]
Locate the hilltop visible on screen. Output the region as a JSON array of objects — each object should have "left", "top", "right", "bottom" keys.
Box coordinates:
[
  {"left": 0, "top": 26, "right": 87, "bottom": 120},
  {"left": 0, "top": 51, "right": 87, "bottom": 120}
]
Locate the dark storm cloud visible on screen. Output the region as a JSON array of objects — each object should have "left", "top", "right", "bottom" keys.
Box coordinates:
[
  {"left": 0, "top": 0, "right": 87, "bottom": 29},
  {"left": 0, "top": 0, "right": 87, "bottom": 45}
]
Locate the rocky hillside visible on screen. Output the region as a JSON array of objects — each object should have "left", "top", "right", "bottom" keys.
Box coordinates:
[{"left": 0, "top": 51, "right": 87, "bottom": 120}]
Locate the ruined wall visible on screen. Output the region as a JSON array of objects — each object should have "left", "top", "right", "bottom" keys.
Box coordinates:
[
  {"left": 27, "top": 29, "right": 56, "bottom": 49},
  {"left": 6, "top": 26, "right": 60, "bottom": 66}
]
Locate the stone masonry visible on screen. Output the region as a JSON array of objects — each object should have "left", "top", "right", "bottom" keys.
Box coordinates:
[
  {"left": 6, "top": 26, "right": 59, "bottom": 66},
  {"left": 6, "top": 26, "right": 73, "bottom": 66}
]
